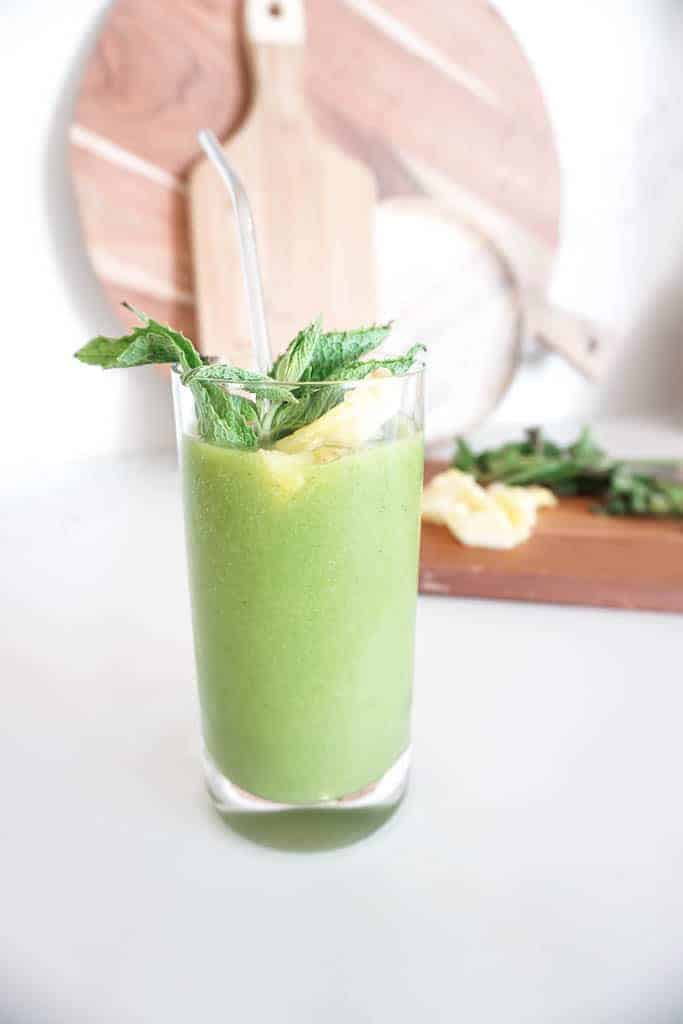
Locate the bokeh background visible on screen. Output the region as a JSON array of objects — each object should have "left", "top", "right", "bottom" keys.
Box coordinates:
[{"left": 2, "top": 0, "right": 683, "bottom": 475}]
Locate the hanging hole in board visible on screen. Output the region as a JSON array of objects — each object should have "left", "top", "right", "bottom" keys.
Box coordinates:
[
  {"left": 587, "top": 337, "right": 599, "bottom": 353},
  {"left": 269, "top": 2, "right": 283, "bottom": 16}
]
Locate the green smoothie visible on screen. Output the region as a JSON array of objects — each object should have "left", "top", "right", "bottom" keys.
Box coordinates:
[
  {"left": 181, "top": 433, "right": 424, "bottom": 804},
  {"left": 74, "top": 307, "right": 425, "bottom": 808}
]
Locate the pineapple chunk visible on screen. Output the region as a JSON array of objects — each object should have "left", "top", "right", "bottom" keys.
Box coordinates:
[
  {"left": 274, "top": 370, "right": 402, "bottom": 454},
  {"left": 422, "top": 469, "right": 556, "bottom": 549},
  {"left": 312, "top": 445, "right": 349, "bottom": 464},
  {"left": 259, "top": 449, "right": 315, "bottom": 496}
]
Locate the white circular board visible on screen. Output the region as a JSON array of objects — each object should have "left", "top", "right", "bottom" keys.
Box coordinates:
[{"left": 376, "top": 198, "right": 520, "bottom": 446}]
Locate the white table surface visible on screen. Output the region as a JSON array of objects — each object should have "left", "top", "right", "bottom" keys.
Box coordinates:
[{"left": 2, "top": 452, "right": 682, "bottom": 1024}]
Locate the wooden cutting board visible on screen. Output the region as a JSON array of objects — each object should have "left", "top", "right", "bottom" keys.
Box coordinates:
[
  {"left": 72, "top": 0, "right": 619, "bottom": 442},
  {"left": 188, "top": 0, "right": 376, "bottom": 366},
  {"left": 420, "top": 462, "right": 683, "bottom": 613},
  {"left": 69, "top": 0, "right": 561, "bottom": 346}
]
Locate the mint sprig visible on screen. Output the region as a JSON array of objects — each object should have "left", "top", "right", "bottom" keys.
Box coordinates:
[
  {"left": 264, "top": 383, "right": 344, "bottom": 443},
  {"left": 270, "top": 317, "right": 323, "bottom": 382},
  {"left": 302, "top": 323, "right": 394, "bottom": 381},
  {"left": 193, "top": 383, "right": 259, "bottom": 449},
  {"left": 262, "top": 326, "right": 422, "bottom": 440},
  {"left": 74, "top": 307, "right": 425, "bottom": 449},
  {"left": 182, "top": 364, "right": 297, "bottom": 404},
  {"left": 337, "top": 343, "right": 426, "bottom": 380},
  {"left": 453, "top": 426, "right": 683, "bottom": 517},
  {"left": 76, "top": 303, "right": 202, "bottom": 372},
  {"left": 80, "top": 308, "right": 264, "bottom": 449}
]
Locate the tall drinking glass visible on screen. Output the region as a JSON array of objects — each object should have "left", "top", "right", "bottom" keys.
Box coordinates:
[{"left": 172, "top": 368, "right": 424, "bottom": 812}]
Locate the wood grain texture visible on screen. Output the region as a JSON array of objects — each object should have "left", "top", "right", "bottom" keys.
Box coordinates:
[
  {"left": 419, "top": 463, "right": 683, "bottom": 613},
  {"left": 307, "top": 0, "right": 558, "bottom": 245},
  {"left": 189, "top": 19, "right": 376, "bottom": 364},
  {"left": 70, "top": 0, "right": 560, "bottom": 341}
]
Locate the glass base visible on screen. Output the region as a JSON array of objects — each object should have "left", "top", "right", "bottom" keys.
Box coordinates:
[{"left": 202, "top": 746, "right": 411, "bottom": 814}]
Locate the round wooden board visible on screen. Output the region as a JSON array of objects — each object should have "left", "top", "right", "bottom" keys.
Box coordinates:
[{"left": 70, "top": 0, "right": 560, "bottom": 344}]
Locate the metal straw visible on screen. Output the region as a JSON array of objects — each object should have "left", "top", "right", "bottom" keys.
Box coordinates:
[{"left": 198, "top": 129, "right": 271, "bottom": 374}]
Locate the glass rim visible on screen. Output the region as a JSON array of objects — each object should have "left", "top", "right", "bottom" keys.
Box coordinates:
[{"left": 171, "top": 361, "right": 425, "bottom": 388}]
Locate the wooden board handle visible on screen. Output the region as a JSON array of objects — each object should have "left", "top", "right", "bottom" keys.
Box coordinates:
[
  {"left": 244, "top": 0, "right": 308, "bottom": 118},
  {"left": 522, "top": 294, "right": 615, "bottom": 380},
  {"left": 246, "top": 0, "right": 305, "bottom": 45}
]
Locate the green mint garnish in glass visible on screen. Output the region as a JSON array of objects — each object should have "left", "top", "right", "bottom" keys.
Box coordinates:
[{"left": 75, "top": 303, "right": 425, "bottom": 450}]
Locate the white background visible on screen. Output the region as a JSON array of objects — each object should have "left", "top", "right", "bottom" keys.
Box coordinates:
[{"left": 1, "top": 0, "right": 682, "bottom": 473}]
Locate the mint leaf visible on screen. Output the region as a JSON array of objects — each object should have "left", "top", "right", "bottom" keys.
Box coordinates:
[
  {"left": 271, "top": 318, "right": 323, "bottom": 382},
  {"left": 74, "top": 336, "right": 132, "bottom": 368},
  {"left": 183, "top": 364, "right": 297, "bottom": 404},
  {"left": 304, "top": 323, "right": 393, "bottom": 381},
  {"left": 453, "top": 438, "right": 477, "bottom": 474},
  {"left": 337, "top": 343, "right": 426, "bottom": 380},
  {"left": 141, "top": 322, "right": 202, "bottom": 373},
  {"left": 75, "top": 317, "right": 201, "bottom": 374},
  {"left": 122, "top": 303, "right": 202, "bottom": 372},
  {"left": 192, "top": 382, "right": 258, "bottom": 449},
  {"left": 74, "top": 309, "right": 257, "bottom": 449},
  {"left": 116, "top": 330, "right": 188, "bottom": 368},
  {"left": 265, "top": 383, "right": 344, "bottom": 443}
]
